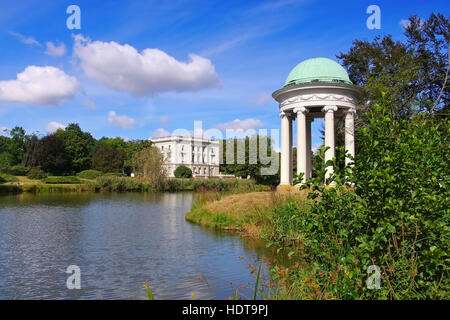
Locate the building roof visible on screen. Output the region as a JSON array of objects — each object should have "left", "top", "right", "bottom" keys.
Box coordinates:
[{"left": 284, "top": 57, "right": 352, "bottom": 87}]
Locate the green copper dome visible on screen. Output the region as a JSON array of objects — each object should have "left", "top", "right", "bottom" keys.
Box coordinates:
[{"left": 284, "top": 57, "right": 352, "bottom": 87}]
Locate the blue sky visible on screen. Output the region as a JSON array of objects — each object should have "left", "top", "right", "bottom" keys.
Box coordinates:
[{"left": 0, "top": 0, "right": 447, "bottom": 149}]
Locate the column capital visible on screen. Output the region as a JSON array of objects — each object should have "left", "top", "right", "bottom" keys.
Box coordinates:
[
  {"left": 293, "top": 106, "right": 309, "bottom": 114},
  {"left": 345, "top": 107, "right": 357, "bottom": 115},
  {"left": 322, "top": 105, "right": 338, "bottom": 113},
  {"left": 280, "top": 111, "right": 288, "bottom": 119}
]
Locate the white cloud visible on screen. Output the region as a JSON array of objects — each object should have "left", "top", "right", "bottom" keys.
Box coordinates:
[
  {"left": 151, "top": 128, "right": 171, "bottom": 138},
  {"left": 215, "top": 118, "right": 264, "bottom": 131},
  {"left": 45, "top": 41, "right": 66, "bottom": 57},
  {"left": 0, "top": 66, "right": 80, "bottom": 105},
  {"left": 45, "top": 121, "right": 66, "bottom": 134},
  {"left": 108, "top": 111, "right": 135, "bottom": 129},
  {"left": 9, "top": 31, "right": 41, "bottom": 46},
  {"left": 73, "top": 35, "right": 221, "bottom": 96}
]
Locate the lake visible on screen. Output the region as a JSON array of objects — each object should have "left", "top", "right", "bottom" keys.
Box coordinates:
[{"left": 0, "top": 192, "right": 280, "bottom": 300}]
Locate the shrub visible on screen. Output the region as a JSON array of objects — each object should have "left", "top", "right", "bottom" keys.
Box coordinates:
[
  {"left": 279, "top": 102, "right": 449, "bottom": 299},
  {"left": 76, "top": 169, "right": 103, "bottom": 179},
  {"left": 174, "top": 165, "right": 193, "bottom": 178},
  {"left": 44, "top": 176, "right": 82, "bottom": 184},
  {"left": 0, "top": 172, "right": 19, "bottom": 183},
  {"left": 7, "top": 165, "right": 29, "bottom": 176},
  {"left": 27, "top": 167, "right": 48, "bottom": 180}
]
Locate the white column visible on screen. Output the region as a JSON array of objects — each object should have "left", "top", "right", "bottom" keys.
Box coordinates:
[
  {"left": 306, "top": 116, "right": 312, "bottom": 179},
  {"left": 280, "top": 111, "right": 290, "bottom": 185},
  {"left": 288, "top": 115, "right": 293, "bottom": 184},
  {"left": 345, "top": 107, "right": 356, "bottom": 167},
  {"left": 295, "top": 106, "right": 308, "bottom": 184},
  {"left": 322, "top": 105, "right": 338, "bottom": 183}
]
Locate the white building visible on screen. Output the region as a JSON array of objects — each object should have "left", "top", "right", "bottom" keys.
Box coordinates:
[
  {"left": 150, "top": 136, "right": 220, "bottom": 177},
  {"left": 272, "top": 57, "right": 362, "bottom": 187}
]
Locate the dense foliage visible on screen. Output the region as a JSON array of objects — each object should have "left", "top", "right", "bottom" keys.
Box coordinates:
[
  {"left": 91, "top": 145, "right": 127, "bottom": 173},
  {"left": 76, "top": 169, "right": 104, "bottom": 179},
  {"left": 174, "top": 165, "right": 193, "bottom": 178},
  {"left": 27, "top": 167, "right": 48, "bottom": 180},
  {"left": 272, "top": 102, "right": 449, "bottom": 299},
  {"left": 132, "top": 146, "right": 165, "bottom": 188},
  {"left": 1, "top": 123, "right": 156, "bottom": 177}
]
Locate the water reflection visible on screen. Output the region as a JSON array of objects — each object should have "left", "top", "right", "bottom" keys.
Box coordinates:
[{"left": 0, "top": 192, "right": 283, "bottom": 300}]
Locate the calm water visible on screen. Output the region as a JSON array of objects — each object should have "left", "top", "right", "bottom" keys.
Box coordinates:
[{"left": 0, "top": 192, "right": 280, "bottom": 300}]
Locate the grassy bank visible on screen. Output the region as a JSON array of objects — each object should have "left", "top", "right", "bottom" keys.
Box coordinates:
[
  {"left": 0, "top": 176, "right": 271, "bottom": 194},
  {"left": 185, "top": 190, "right": 309, "bottom": 238}
]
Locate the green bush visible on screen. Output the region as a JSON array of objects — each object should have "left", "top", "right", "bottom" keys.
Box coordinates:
[
  {"left": 266, "top": 103, "right": 449, "bottom": 300},
  {"left": 7, "top": 165, "right": 29, "bottom": 176},
  {"left": 44, "top": 176, "right": 82, "bottom": 184},
  {"left": 174, "top": 165, "right": 193, "bottom": 178},
  {"left": 27, "top": 167, "right": 48, "bottom": 180},
  {"left": 90, "top": 176, "right": 150, "bottom": 192},
  {"left": 279, "top": 103, "right": 449, "bottom": 299},
  {"left": 76, "top": 169, "right": 103, "bottom": 179},
  {"left": 0, "top": 172, "right": 18, "bottom": 183}
]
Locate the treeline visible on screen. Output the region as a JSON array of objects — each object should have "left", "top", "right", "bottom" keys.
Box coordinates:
[{"left": 0, "top": 123, "right": 154, "bottom": 176}]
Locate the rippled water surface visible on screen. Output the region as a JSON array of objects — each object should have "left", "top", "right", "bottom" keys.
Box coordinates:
[{"left": 0, "top": 192, "right": 277, "bottom": 300}]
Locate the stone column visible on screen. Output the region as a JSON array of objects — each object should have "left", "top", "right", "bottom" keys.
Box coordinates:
[
  {"left": 288, "top": 114, "right": 293, "bottom": 184},
  {"left": 295, "top": 106, "right": 308, "bottom": 184},
  {"left": 345, "top": 107, "right": 356, "bottom": 167},
  {"left": 279, "top": 111, "right": 290, "bottom": 185},
  {"left": 322, "top": 105, "right": 338, "bottom": 183},
  {"left": 305, "top": 116, "right": 312, "bottom": 179}
]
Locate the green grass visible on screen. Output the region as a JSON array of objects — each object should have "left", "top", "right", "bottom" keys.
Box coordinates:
[{"left": 44, "top": 176, "right": 82, "bottom": 184}]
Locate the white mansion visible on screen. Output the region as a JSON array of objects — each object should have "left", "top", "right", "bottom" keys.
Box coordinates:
[{"left": 150, "top": 136, "right": 220, "bottom": 177}]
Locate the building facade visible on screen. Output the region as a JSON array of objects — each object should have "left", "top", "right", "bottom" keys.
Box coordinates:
[{"left": 150, "top": 136, "right": 220, "bottom": 177}]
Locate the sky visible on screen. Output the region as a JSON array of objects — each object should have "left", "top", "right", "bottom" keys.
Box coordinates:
[{"left": 0, "top": 0, "right": 447, "bottom": 150}]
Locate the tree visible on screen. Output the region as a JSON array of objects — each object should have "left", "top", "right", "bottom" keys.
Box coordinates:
[
  {"left": 174, "top": 165, "right": 192, "bottom": 178},
  {"left": 8, "top": 126, "right": 27, "bottom": 166},
  {"left": 55, "top": 123, "right": 96, "bottom": 173},
  {"left": 132, "top": 146, "right": 164, "bottom": 188},
  {"left": 22, "top": 135, "right": 40, "bottom": 168},
  {"left": 35, "top": 134, "right": 70, "bottom": 175},
  {"left": 337, "top": 13, "right": 449, "bottom": 118},
  {"left": 91, "top": 145, "right": 126, "bottom": 173},
  {"left": 220, "top": 135, "right": 280, "bottom": 185}
]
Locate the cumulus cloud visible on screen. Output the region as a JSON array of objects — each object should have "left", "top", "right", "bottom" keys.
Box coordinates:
[
  {"left": 45, "top": 41, "right": 66, "bottom": 57},
  {"left": 108, "top": 111, "right": 135, "bottom": 129},
  {"left": 73, "top": 35, "right": 220, "bottom": 96},
  {"left": 9, "top": 31, "right": 41, "bottom": 47},
  {"left": 151, "top": 128, "right": 171, "bottom": 138},
  {"left": 0, "top": 66, "right": 80, "bottom": 105},
  {"left": 215, "top": 118, "right": 264, "bottom": 131},
  {"left": 46, "top": 121, "right": 66, "bottom": 134}
]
